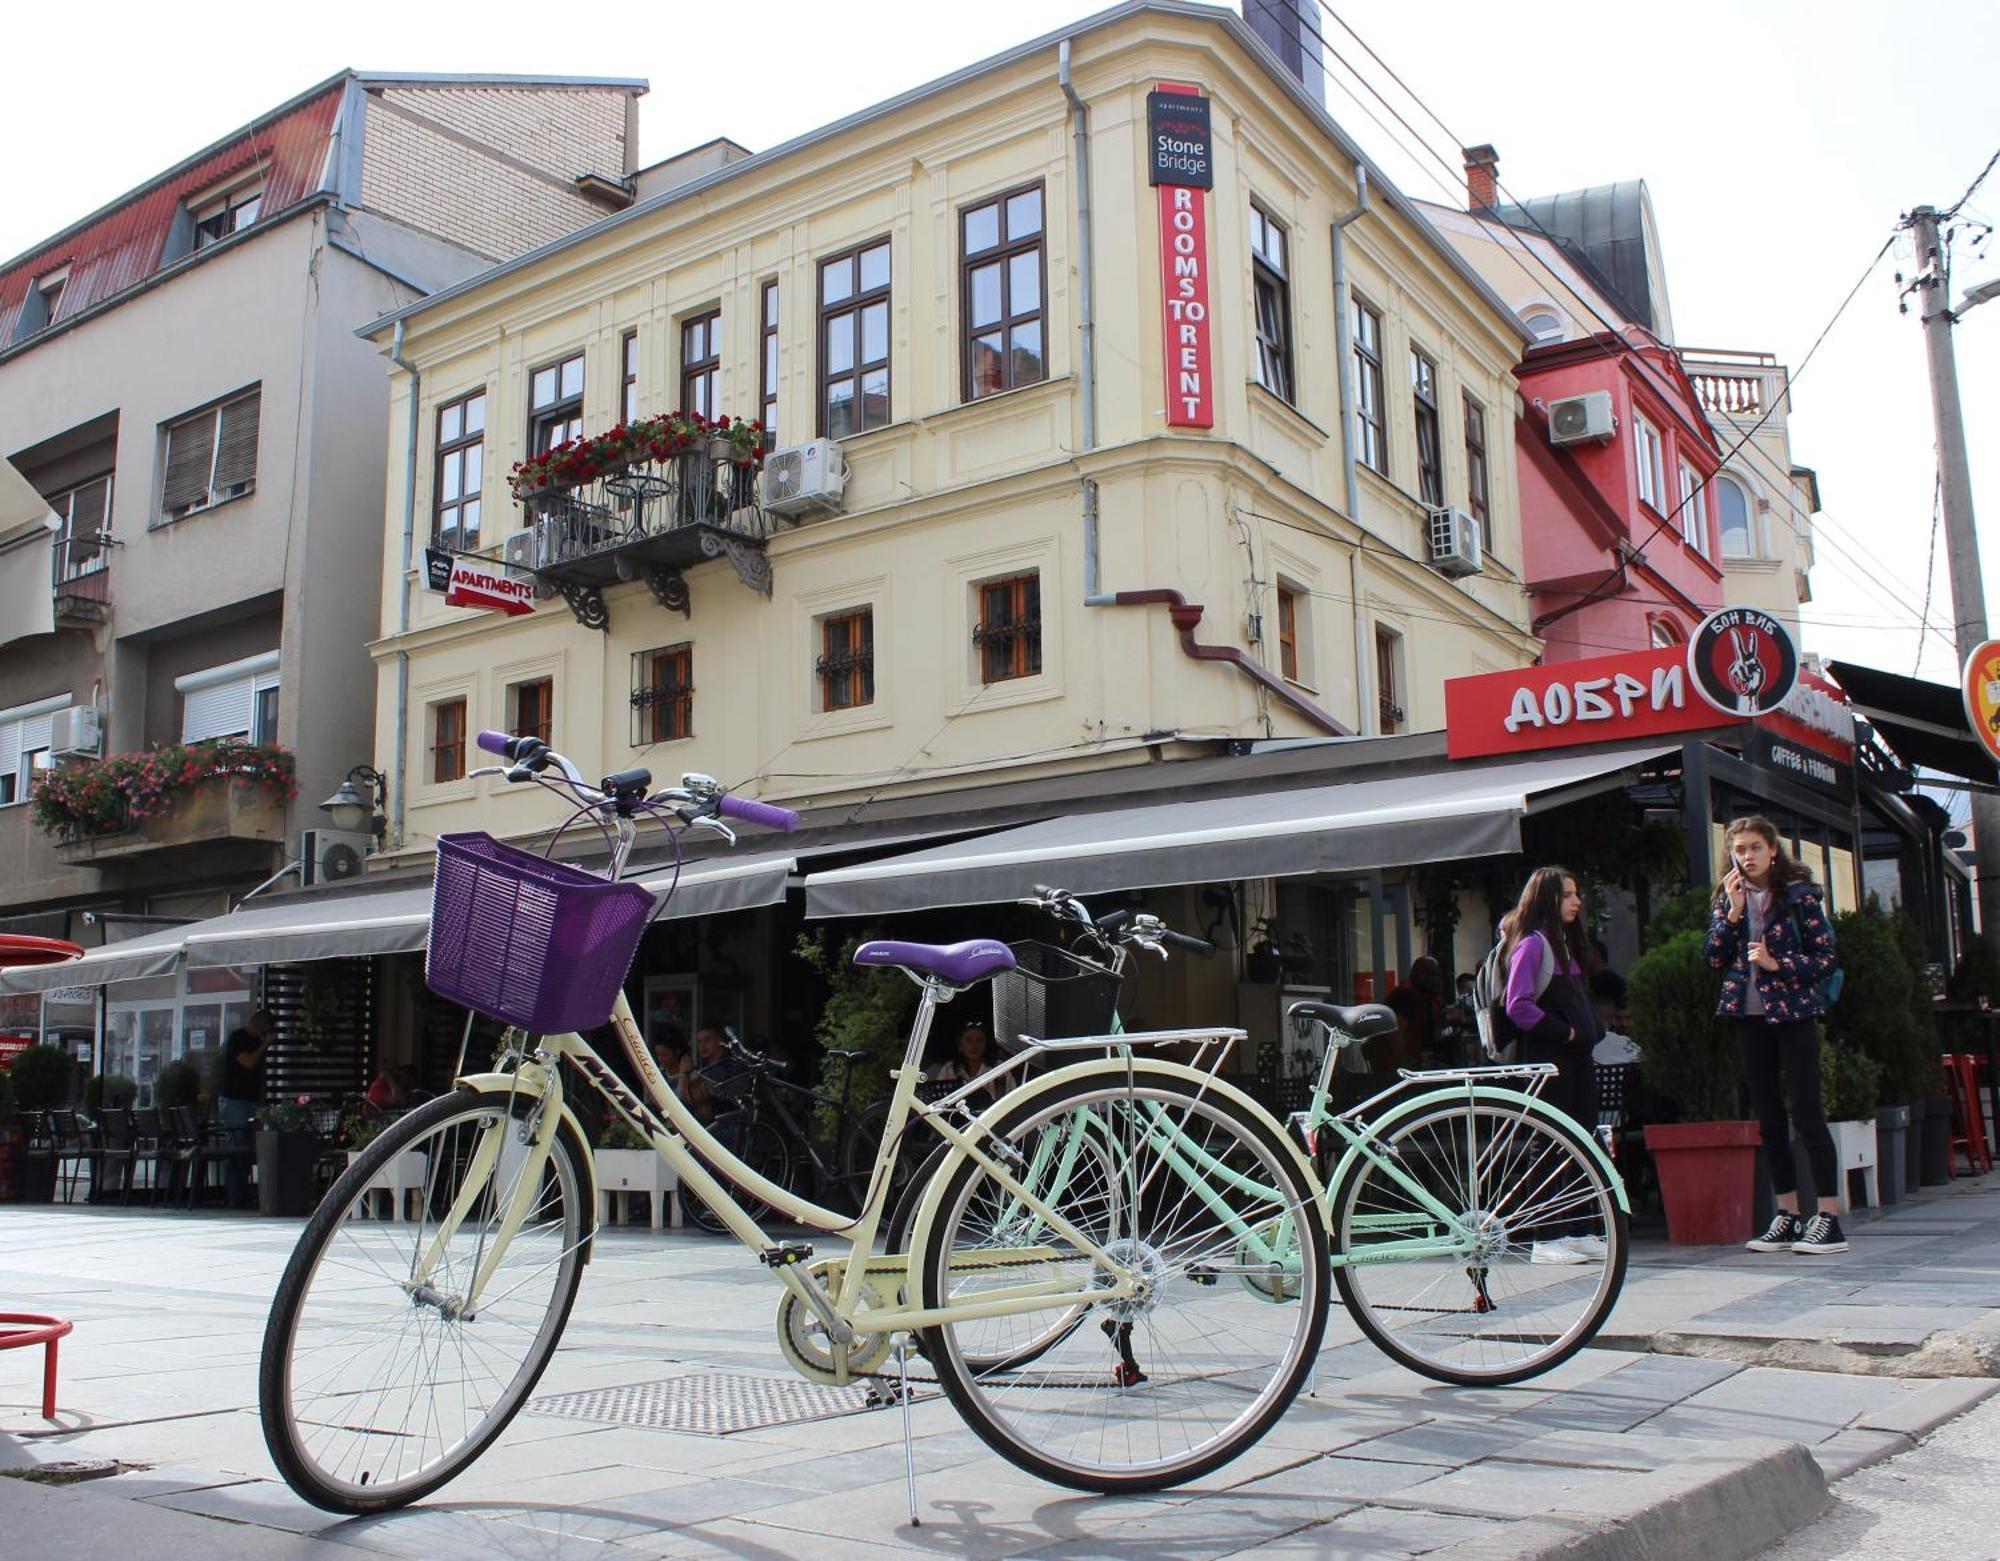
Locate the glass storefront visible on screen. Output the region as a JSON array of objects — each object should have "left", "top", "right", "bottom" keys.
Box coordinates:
[{"left": 104, "top": 966, "right": 256, "bottom": 1105}]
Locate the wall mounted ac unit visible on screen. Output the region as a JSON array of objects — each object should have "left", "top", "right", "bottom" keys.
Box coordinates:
[
  {"left": 761, "top": 439, "right": 849, "bottom": 517},
  {"left": 46, "top": 706, "right": 102, "bottom": 759},
  {"left": 1427, "top": 506, "right": 1484, "bottom": 579},
  {"left": 301, "top": 828, "right": 370, "bottom": 887},
  {"left": 502, "top": 531, "right": 538, "bottom": 572},
  {"left": 1548, "top": 390, "right": 1616, "bottom": 446}
]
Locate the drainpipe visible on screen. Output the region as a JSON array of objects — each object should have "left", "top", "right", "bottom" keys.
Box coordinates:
[
  {"left": 387, "top": 319, "right": 420, "bottom": 851},
  {"left": 1059, "top": 40, "right": 1113, "bottom": 608},
  {"left": 1113, "top": 590, "right": 1349, "bottom": 735},
  {"left": 1331, "top": 166, "right": 1374, "bottom": 730}
]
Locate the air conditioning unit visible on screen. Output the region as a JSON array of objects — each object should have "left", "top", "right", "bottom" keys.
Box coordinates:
[
  {"left": 761, "top": 439, "right": 849, "bottom": 517},
  {"left": 47, "top": 706, "right": 102, "bottom": 760},
  {"left": 1427, "top": 506, "right": 1484, "bottom": 579},
  {"left": 302, "top": 828, "right": 370, "bottom": 887},
  {"left": 1548, "top": 391, "right": 1616, "bottom": 446},
  {"left": 502, "top": 531, "right": 538, "bottom": 572}
]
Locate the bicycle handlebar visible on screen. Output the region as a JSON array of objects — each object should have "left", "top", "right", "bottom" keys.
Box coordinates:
[{"left": 717, "top": 794, "right": 799, "bottom": 832}]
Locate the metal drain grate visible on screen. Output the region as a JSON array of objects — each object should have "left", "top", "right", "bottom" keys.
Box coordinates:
[{"left": 526, "top": 1371, "right": 916, "bottom": 1435}]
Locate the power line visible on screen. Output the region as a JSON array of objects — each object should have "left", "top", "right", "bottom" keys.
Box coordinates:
[
  {"left": 1916, "top": 472, "right": 1942, "bottom": 675},
  {"left": 1944, "top": 147, "right": 2000, "bottom": 219}
]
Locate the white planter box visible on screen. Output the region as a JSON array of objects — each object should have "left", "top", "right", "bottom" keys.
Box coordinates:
[
  {"left": 595, "top": 1147, "right": 680, "bottom": 1230},
  {"left": 1828, "top": 1119, "right": 1878, "bottom": 1212},
  {"left": 345, "top": 1148, "right": 428, "bottom": 1223}
]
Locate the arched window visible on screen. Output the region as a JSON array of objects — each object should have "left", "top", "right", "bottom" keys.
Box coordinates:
[
  {"left": 1716, "top": 474, "right": 1755, "bottom": 558},
  {"left": 1650, "top": 617, "right": 1682, "bottom": 649},
  {"left": 1521, "top": 308, "right": 1565, "bottom": 345}
]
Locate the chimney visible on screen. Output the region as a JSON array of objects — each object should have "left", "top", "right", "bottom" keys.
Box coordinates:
[
  {"left": 1464, "top": 144, "right": 1499, "bottom": 211},
  {"left": 1244, "top": 1, "right": 1326, "bottom": 108}
]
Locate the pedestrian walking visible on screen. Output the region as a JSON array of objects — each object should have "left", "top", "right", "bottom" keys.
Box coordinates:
[
  {"left": 1496, "top": 865, "right": 1605, "bottom": 1264},
  {"left": 217, "top": 1009, "right": 273, "bottom": 1209},
  {"left": 1704, "top": 815, "right": 1847, "bottom": 1254}
]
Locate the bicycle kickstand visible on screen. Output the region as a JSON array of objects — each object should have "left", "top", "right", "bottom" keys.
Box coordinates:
[{"left": 895, "top": 1336, "right": 920, "bottom": 1527}]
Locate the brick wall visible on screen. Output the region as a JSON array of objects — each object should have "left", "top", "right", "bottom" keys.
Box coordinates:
[{"left": 359, "top": 85, "right": 631, "bottom": 260}]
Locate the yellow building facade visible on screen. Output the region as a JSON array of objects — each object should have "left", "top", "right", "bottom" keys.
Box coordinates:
[{"left": 365, "top": 3, "right": 1538, "bottom": 864}]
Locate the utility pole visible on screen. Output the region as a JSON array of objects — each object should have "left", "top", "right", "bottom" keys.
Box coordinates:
[{"left": 1910, "top": 203, "right": 2000, "bottom": 943}]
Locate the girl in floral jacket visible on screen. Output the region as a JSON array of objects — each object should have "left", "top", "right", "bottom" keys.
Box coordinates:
[{"left": 1703, "top": 815, "right": 1845, "bottom": 1254}]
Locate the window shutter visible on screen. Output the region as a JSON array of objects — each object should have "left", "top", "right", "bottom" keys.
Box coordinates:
[
  {"left": 213, "top": 391, "right": 261, "bottom": 493},
  {"left": 0, "top": 718, "right": 20, "bottom": 784},
  {"left": 69, "top": 478, "right": 109, "bottom": 543},
  {"left": 182, "top": 674, "right": 254, "bottom": 742},
  {"left": 161, "top": 411, "right": 217, "bottom": 514}
]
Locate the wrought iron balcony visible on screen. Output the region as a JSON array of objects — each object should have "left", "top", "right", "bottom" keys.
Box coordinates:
[
  {"left": 53, "top": 536, "right": 110, "bottom": 626},
  {"left": 511, "top": 447, "right": 780, "bottom": 630}
]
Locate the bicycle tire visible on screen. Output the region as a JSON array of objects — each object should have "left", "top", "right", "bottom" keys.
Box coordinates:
[
  {"left": 259, "top": 1086, "right": 590, "bottom": 1513},
  {"left": 845, "top": 1096, "right": 933, "bottom": 1226},
  {"left": 918, "top": 1067, "right": 1328, "bottom": 1493},
  {"left": 1330, "top": 1097, "right": 1627, "bottom": 1386},
  {"left": 685, "top": 1112, "right": 791, "bottom": 1235}
]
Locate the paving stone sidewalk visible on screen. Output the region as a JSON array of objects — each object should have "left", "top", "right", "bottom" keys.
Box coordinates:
[{"left": 2, "top": 1172, "right": 1996, "bottom": 1559}]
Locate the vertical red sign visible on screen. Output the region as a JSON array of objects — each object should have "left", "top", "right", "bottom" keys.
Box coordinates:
[{"left": 1159, "top": 185, "right": 1215, "bottom": 427}]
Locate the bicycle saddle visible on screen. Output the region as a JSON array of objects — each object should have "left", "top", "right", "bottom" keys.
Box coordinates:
[
  {"left": 852, "top": 938, "right": 1017, "bottom": 984},
  {"left": 1289, "top": 1001, "right": 1399, "bottom": 1038}
]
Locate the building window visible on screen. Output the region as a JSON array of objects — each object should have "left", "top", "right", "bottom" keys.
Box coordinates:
[
  {"left": 816, "top": 609, "right": 875, "bottom": 711},
  {"left": 510, "top": 676, "right": 553, "bottom": 746},
  {"left": 1276, "top": 586, "right": 1300, "bottom": 682},
  {"left": 1678, "top": 459, "right": 1707, "bottom": 553},
  {"left": 633, "top": 644, "right": 694, "bottom": 744},
  {"left": 1463, "top": 392, "right": 1491, "bottom": 548},
  {"left": 160, "top": 388, "right": 260, "bottom": 522},
  {"left": 434, "top": 389, "right": 485, "bottom": 552},
  {"left": 191, "top": 181, "right": 263, "bottom": 250},
  {"left": 760, "top": 281, "right": 780, "bottom": 443},
  {"left": 528, "top": 352, "right": 585, "bottom": 454},
  {"left": 1633, "top": 415, "right": 1664, "bottom": 511},
  {"left": 1411, "top": 349, "right": 1443, "bottom": 505},
  {"left": 1650, "top": 617, "right": 1682, "bottom": 649},
  {"left": 177, "top": 651, "right": 280, "bottom": 744},
  {"left": 50, "top": 474, "right": 113, "bottom": 584},
  {"left": 1249, "top": 206, "right": 1293, "bottom": 403},
  {"left": 0, "top": 697, "right": 69, "bottom": 808},
  {"left": 962, "top": 184, "right": 1046, "bottom": 401},
  {"left": 621, "top": 330, "right": 639, "bottom": 423},
  {"left": 974, "top": 573, "right": 1042, "bottom": 684},
  {"left": 1521, "top": 307, "right": 1565, "bottom": 344},
  {"left": 10, "top": 266, "right": 68, "bottom": 341},
  {"left": 681, "top": 310, "right": 720, "bottom": 419},
  {"left": 431, "top": 697, "right": 467, "bottom": 784},
  {"left": 819, "top": 239, "right": 891, "bottom": 438},
  {"left": 1375, "top": 625, "right": 1404, "bottom": 734},
  {"left": 1717, "top": 474, "right": 1755, "bottom": 558},
  {"left": 1353, "top": 297, "right": 1387, "bottom": 476}
]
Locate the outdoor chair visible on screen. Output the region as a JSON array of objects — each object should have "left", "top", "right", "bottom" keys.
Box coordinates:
[
  {"left": 49, "top": 1111, "right": 94, "bottom": 1203},
  {"left": 1945, "top": 1053, "right": 1994, "bottom": 1177},
  {"left": 95, "top": 1110, "right": 137, "bottom": 1204},
  {"left": 1594, "top": 1062, "right": 1654, "bottom": 1209},
  {"left": 129, "top": 1108, "right": 170, "bottom": 1203}
]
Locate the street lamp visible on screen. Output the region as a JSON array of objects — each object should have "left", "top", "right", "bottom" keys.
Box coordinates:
[
  {"left": 1957, "top": 276, "right": 2000, "bottom": 318},
  {"left": 319, "top": 764, "right": 388, "bottom": 843}
]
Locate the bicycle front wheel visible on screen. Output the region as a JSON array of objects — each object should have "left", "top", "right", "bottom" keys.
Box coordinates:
[
  {"left": 918, "top": 1069, "right": 1328, "bottom": 1493},
  {"left": 1331, "top": 1098, "right": 1626, "bottom": 1385},
  {"left": 259, "top": 1086, "right": 590, "bottom": 1513}
]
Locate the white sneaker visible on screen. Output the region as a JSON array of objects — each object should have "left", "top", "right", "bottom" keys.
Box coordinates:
[
  {"left": 1530, "top": 1240, "right": 1587, "bottom": 1265},
  {"left": 1561, "top": 1234, "right": 1608, "bottom": 1261}
]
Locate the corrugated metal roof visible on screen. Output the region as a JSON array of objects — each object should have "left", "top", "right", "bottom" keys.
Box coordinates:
[
  {"left": 0, "top": 84, "right": 343, "bottom": 340},
  {"left": 1490, "top": 182, "right": 1655, "bottom": 332}
]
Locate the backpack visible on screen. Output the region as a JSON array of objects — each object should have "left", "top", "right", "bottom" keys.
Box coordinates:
[
  {"left": 1471, "top": 932, "right": 1554, "bottom": 1060},
  {"left": 1786, "top": 895, "right": 1846, "bottom": 1009}
]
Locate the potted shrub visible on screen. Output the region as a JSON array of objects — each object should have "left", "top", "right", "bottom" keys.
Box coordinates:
[
  {"left": 156, "top": 1056, "right": 204, "bottom": 1112},
  {"left": 342, "top": 1114, "right": 429, "bottom": 1222},
  {"left": 255, "top": 1094, "right": 323, "bottom": 1217},
  {"left": 1244, "top": 917, "right": 1311, "bottom": 985},
  {"left": 594, "top": 1118, "right": 677, "bottom": 1228},
  {"left": 1836, "top": 903, "right": 1946, "bottom": 1194},
  {"left": 1631, "top": 929, "right": 1759, "bottom": 1244},
  {"left": 83, "top": 1073, "right": 137, "bottom": 1117},
  {"left": 1817, "top": 1039, "right": 1881, "bottom": 1212}
]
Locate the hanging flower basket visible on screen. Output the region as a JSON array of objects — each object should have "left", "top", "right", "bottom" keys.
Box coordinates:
[{"left": 31, "top": 741, "right": 296, "bottom": 843}]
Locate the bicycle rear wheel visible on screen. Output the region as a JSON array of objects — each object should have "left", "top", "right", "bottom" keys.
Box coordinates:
[
  {"left": 685, "top": 1111, "right": 791, "bottom": 1235},
  {"left": 1331, "top": 1098, "right": 1626, "bottom": 1385},
  {"left": 259, "top": 1086, "right": 590, "bottom": 1513},
  {"left": 918, "top": 1068, "right": 1328, "bottom": 1493}
]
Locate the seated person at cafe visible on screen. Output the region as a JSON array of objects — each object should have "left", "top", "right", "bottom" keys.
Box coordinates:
[
  {"left": 680, "top": 1024, "right": 747, "bottom": 1122},
  {"left": 363, "top": 1064, "right": 419, "bottom": 1118}
]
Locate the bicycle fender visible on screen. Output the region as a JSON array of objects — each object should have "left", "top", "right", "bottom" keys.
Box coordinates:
[
  {"left": 452, "top": 1073, "right": 602, "bottom": 1247},
  {"left": 1327, "top": 1086, "right": 1630, "bottom": 1215},
  {"left": 904, "top": 1057, "right": 1322, "bottom": 1276}
]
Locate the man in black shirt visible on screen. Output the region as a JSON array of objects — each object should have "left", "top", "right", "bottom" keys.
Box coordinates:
[{"left": 217, "top": 1009, "right": 273, "bottom": 1208}]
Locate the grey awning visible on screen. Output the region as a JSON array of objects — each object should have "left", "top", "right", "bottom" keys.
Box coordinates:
[
  {"left": 0, "top": 849, "right": 797, "bottom": 993},
  {"left": 805, "top": 745, "right": 1676, "bottom": 917}
]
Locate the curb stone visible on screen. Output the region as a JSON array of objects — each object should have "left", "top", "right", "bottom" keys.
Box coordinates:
[{"left": 1422, "top": 1440, "right": 1827, "bottom": 1561}]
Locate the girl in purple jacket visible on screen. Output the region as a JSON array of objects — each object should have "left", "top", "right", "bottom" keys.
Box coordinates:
[{"left": 1498, "top": 865, "right": 1606, "bottom": 1264}]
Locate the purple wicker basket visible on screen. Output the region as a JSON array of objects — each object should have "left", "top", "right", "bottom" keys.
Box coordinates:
[{"left": 426, "top": 832, "right": 657, "bottom": 1033}]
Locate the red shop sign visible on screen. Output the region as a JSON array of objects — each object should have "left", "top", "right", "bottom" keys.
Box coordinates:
[
  {"left": 1445, "top": 645, "right": 1718, "bottom": 759},
  {"left": 445, "top": 558, "right": 535, "bottom": 617},
  {"left": 1154, "top": 83, "right": 1214, "bottom": 430}
]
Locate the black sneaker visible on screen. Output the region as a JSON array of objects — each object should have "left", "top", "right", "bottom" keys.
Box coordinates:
[
  {"left": 1791, "top": 1213, "right": 1848, "bottom": 1254},
  {"left": 1747, "top": 1212, "right": 1800, "bottom": 1252}
]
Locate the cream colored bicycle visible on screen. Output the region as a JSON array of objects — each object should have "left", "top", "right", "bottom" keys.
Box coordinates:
[{"left": 257, "top": 732, "right": 1328, "bottom": 1513}]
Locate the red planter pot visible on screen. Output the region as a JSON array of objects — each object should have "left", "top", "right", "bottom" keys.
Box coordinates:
[{"left": 1644, "top": 1120, "right": 1762, "bottom": 1245}]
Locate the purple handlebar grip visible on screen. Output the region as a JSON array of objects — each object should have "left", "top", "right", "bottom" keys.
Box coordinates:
[
  {"left": 717, "top": 794, "right": 799, "bottom": 832},
  {"left": 476, "top": 729, "right": 514, "bottom": 757}
]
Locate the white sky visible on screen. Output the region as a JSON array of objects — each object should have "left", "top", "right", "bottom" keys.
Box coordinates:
[{"left": 5, "top": 0, "right": 1997, "bottom": 719}]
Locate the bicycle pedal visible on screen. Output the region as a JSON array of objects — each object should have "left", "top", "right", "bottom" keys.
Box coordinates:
[
  {"left": 1186, "top": 1264, "right": 1219, "bottom": 1286},
  {"left": 759, "top": 1241, "right": 815, "bottom": 1268}
]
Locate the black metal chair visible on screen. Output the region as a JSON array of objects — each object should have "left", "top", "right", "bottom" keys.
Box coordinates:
[
  {"left": 129, "top": 1107, "right": 170, "bottom": 1204},
  {"left": 49, "top": 1110, "right": 95, "bottom": 1203},
  {"left": 96, "top": 1109, "right": 137, "bottom": 1204}
]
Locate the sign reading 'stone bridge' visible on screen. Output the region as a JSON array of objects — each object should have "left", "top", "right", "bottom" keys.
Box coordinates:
[{"left": 1149, "top": 82, "right": 1214, "bottom": 430}]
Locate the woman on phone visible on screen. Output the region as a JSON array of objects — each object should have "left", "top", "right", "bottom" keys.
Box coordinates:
[
  {"left": 1498, "top": 865, "right": 1604, "bottom": 1264},
  {"left": 1704, "top": 815, "right": 1845, "bottom": 1254}
]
